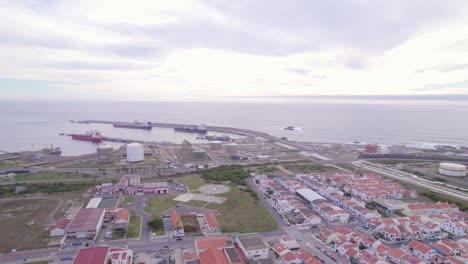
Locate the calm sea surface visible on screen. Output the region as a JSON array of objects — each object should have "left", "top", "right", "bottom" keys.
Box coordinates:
[{"left": 1, "top": 100, "right": 467, "bottom": 155}]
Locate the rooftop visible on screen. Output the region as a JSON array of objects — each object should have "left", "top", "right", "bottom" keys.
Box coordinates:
[
  {"left": 73, "top": 247, "right": 108, "bottom": 264},
  {"left": 237, "top": 233, "right": 267, "bottom": 251},
  {"left": 196, "top": 236, "right": 229, "bottom": 252},
  {"left": 67, "top": 208, "right": 105, "bottom": 232}
]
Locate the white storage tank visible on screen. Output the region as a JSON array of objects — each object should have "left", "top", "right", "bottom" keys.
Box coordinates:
[
  {"left": 127, "top": 143, "right": 144, "bottom": 163},
  {"left": 225, "top": 143, "right": 238, "bottom": 155},
  {"left": 439, "top": 163, "right": 466, "bottom": 177},
  {"left": 97, "top": 144, "right": 113, "bottom": 164},
  {"left": 210, "top": 141, "right": 223, "bottom": 151}
]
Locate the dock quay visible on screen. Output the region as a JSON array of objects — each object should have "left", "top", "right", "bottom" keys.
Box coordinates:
[{"left": 77, "top": 120, "right": 301, "bottom": 150}]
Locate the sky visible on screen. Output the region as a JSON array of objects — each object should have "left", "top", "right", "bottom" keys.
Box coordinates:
[{"left": 1, "top": 0, "right": 468, "bottom": 101}]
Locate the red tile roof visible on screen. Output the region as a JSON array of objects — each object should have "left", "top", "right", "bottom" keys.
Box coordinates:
[
  {"left": 199, "top": 247, "right": 230, "bottom": 264},
  {"left": 114, "top": 208, "right": 130, "bottom": 222},
  {"left": 73, "top": 247, "right": 109, "bottom": 264},
  {"left": 68, "top": 208, "right": 105, "bottom": 232},
  {"left": 205, "top": 213, "right": 220, "bottom": 229},
  {"left": 170, "top": 210, "right": 182, "bottom": 229},
  {"left": 54, "top": 218, "right": 71, "bottom": 229},
  {"left": 196, "top": 236, "right": 229, "bottom": 252}
]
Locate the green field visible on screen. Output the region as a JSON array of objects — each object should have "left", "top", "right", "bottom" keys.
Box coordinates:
[
  {"left": 26, "top": 261, "right": 48, "bottom": 264},
  {"left": 173, "top": 174, "right": 205, "bottom": 190},
  {"left": 123, "top": 196, "right": 136, "bottom": 204},
  {"left": 182, "top": 200, "right": 208, "bottom": 208},
  {"left": 205, "top": 185, "right": 278, "bottom": 233},
  {"left": 127, "top": 216, "right": 141, "bottom": 238},
  {"left": 145, "top": 195, "right": 179, "bottom": 217},
  {"left": 0, "top": 171, "right": 95, "bottom": 183}
]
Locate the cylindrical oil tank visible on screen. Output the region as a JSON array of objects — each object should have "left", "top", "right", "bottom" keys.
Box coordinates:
[
  {"left": 127, "top": 143, "right": 144, "bottom": 162},
  {"left": 210, "top": 141, "right": 223, "bottom": 151},
  {"left": 439, "top": 163, "right": 466, "bottom": 177},
  {"left": 225, "top": 143, "right": 238, "bottom": 155},
  {"left": 97, "top": 144, "right": 113, "bottom": 163}
]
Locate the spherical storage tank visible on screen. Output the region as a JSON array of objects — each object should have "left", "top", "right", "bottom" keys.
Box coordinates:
[
  {"left": 210, "top": 141, "right": 223, "bottom": 151},
  {"left": 97, "top": 144, "right": 113, "bottom": 164},
  {"left": 127, "top": 143, "right": 144, "bottom": 162},
  {"left": 439, "top": 163, "right": 466, "bottom": 177}
]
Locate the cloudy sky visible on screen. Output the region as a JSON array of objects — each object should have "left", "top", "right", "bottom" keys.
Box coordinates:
[{"left": 1, "top": 0, "right": 468, "bottom": 101}]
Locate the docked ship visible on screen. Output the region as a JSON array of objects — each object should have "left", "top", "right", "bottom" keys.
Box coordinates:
[
  {"left": 70, "top": 131, "right": 103, "bottom": 143},
  {"left": 174, "top": 125, "right": 207, "bottom": 134},
  {"left": 113, "top": 121, "right": 152, "bottom": 130},
  {"left": 283, "top": 126, "right": 296, "bottom": 130}
]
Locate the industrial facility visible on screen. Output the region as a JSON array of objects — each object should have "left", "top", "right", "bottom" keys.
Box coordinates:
[
  {"left": 126, "top": 143, "right": 144, "bottom": 163},
  {"left": 439, "top": 163, "right": 467, "bottom": 177},
  {"left": 96, "top": 144, "right": 113, "bottom": 164}
]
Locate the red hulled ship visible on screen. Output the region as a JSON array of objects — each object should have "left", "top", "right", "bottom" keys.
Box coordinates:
[{"left": 70, "top": 130, "right": 103, "bottom": 143}]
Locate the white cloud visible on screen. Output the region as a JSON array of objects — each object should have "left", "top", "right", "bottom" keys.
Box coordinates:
[{"left": 0, "top": 0, "right": 468, "bottom": 101}]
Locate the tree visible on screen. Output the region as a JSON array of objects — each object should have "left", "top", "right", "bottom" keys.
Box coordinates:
[{"left": 148, "top": 218, "right": 163, "bottom": 230}]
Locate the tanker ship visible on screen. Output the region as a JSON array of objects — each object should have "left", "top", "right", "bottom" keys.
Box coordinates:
[
  {"left": 113, "top": 121, "right": 152, "bottom": 130},
  {"left": 70, "top": 131, "right": 103, "bottom": 143}
]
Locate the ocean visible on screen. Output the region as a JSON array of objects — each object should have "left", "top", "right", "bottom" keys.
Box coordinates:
[{"left": 1, "top": 100, "right": 467, "bottom": 156}]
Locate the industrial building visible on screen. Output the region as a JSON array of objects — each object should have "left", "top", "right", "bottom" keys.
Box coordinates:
[
  {"left": 96, "top": 144, "right": 113, "bottom": 164},
  {"left": 180, "top": 140, "right": 193, "bottom": 158},
  {"left": 126, "top": 143, "right": 144, "bottom": 163},
  {"left": 65, "top": 208, "right": 105, "bottom": 241},
  {"left": 439, "top": 163, "right": 466, "bottom": 177},
  {"left": 50, "top": 218, "right": 71, "bottom": 237},
  {"left": 364, "top": 144, "right": 378, "bottom": 154},
  {"left": 192, "top": 148, "right": 206, "bottom": 159},
  {"left": 210, "top": 141, "right": 223, "bottom": 151},
  {"left": 225, "top": 143, "right": 238, "bottom": 155}
]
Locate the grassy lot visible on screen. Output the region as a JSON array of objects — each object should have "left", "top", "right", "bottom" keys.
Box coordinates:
[
  {"left": 182, "top": 200, "right": 208, "bottom": 208},
  {"left": 145, "top": 195, "right": 179, "bottom": 218},
  {"left": 0, "top": 171, "right": 95, "bottom": 183},
  {"left": 284, "top": 162, "right": 335, "bottom": 173},
  {"left": 127, "top": 216, "right": 141, "bottom": 238},
  {"left": 205, "top": 185, "right": 278, "bottom": 233},
  {"left": 26, "top": 261, "right": 49, "bottom": 264},
  {"left": 123, "top": 196, "right": 136, "bottom": 204},
  {"left": 0, "top": 160, "right": 21, "bottom": 170},
  {"left": 173, "top": 174, "right": 205, "bottom": 190},
  {"left": 0, "top": 198, "right": 60, "bottom": 252},
  {"left": 182, "top": 215, "right": 201, "bottom": 235}
]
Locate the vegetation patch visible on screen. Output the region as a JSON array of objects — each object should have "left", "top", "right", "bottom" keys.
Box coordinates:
[
  {"left": 0, "top": 171, "right": 95, "bottom": 183},
  {"left": 205, "top": 184, "right": 277, "bottom": 233},
  {"left": 431, "top": 177, "right": 447, "bottom": 183},
  {"left": 127, "top": 216, "right": 141, "bottom": 238},
  {"left": 181, "top": 215, "right": 201, "bottom": 235},
  {"left": 284, "top": 162, "right": 331, "bottom": 173},
  {"left": 148, "top": 217, "right": 164, "bottom": 235},
  {"left": 200, "top": 165, "right": 250, "bottom": 185},
  {"left": 145, "top": 195, "right": 179, "bottom": 218},
  {"left": 173, "top": 174, "right": 205, "bottom": 190},
  {"left": 422, "top": 191, "right": 468, "bottom": 211}
]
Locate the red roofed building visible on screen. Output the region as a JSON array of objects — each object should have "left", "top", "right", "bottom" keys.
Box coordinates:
[
  {"left": 105, "top": 208, "right": 130, "bottom": 229},
  {"left": 204, "top": 213, "right": 221, "bottom": 234},
  {"left": 408, "top": 240, "right": 436, "bottom": 260},
  {"left": 66, "top": 208, "right": 105, "bottom": 240},
  {"left": 170, "top": 210, "right": 184, "bottom": 237},
  {"left": 50, "top": 218, "right": 71, "bottom": 237},
  {"left": 196, "top": 236, "right": 230, "bottom": 253},
  {"left": 73, "top": 246, "right": 133, "bottom": 264}
]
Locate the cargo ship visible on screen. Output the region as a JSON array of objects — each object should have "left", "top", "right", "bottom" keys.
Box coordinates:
[
  {"left": 113, "top": 121, "right": 152, "bottom": 130},
  {"left": 70, "top": 131, "right": 103, "bottom": 143},
  {"left": 174, "top": 125, "right": 207, "bottom": 134}
]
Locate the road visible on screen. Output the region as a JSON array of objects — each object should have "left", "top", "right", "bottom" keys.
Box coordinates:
[{"left": 353, "top": 160, "right": 468, "bottom": 202}]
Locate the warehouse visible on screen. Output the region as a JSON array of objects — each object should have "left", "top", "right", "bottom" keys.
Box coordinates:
[
  {"left": 66, "top": 208, "right": 105, "bottom": 241},
  {"left": 296, "top": 188, "right": 326, "bottom": 205}
]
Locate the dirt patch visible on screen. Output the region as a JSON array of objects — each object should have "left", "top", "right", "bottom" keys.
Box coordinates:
[{"left": 0, "top": 198, "right": 61, "bottom": 252}]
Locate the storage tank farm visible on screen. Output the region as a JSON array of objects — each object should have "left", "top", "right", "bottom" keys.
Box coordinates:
[
  {"left": 225, "top": 142, "right": 239, "bottom": 155},
  {"left": 127, "top": 143, "right": 144, "bottom": 163},
  {"left": 97, "top": 144, "right": 113, "bottom": 164},
  {"left": 439, "top": 163, "right": 466, "bottom": 177}
]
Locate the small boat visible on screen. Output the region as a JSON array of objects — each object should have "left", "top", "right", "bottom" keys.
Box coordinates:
[{"left": 283, "top": 126, "right": 296, "bottom": 130}]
